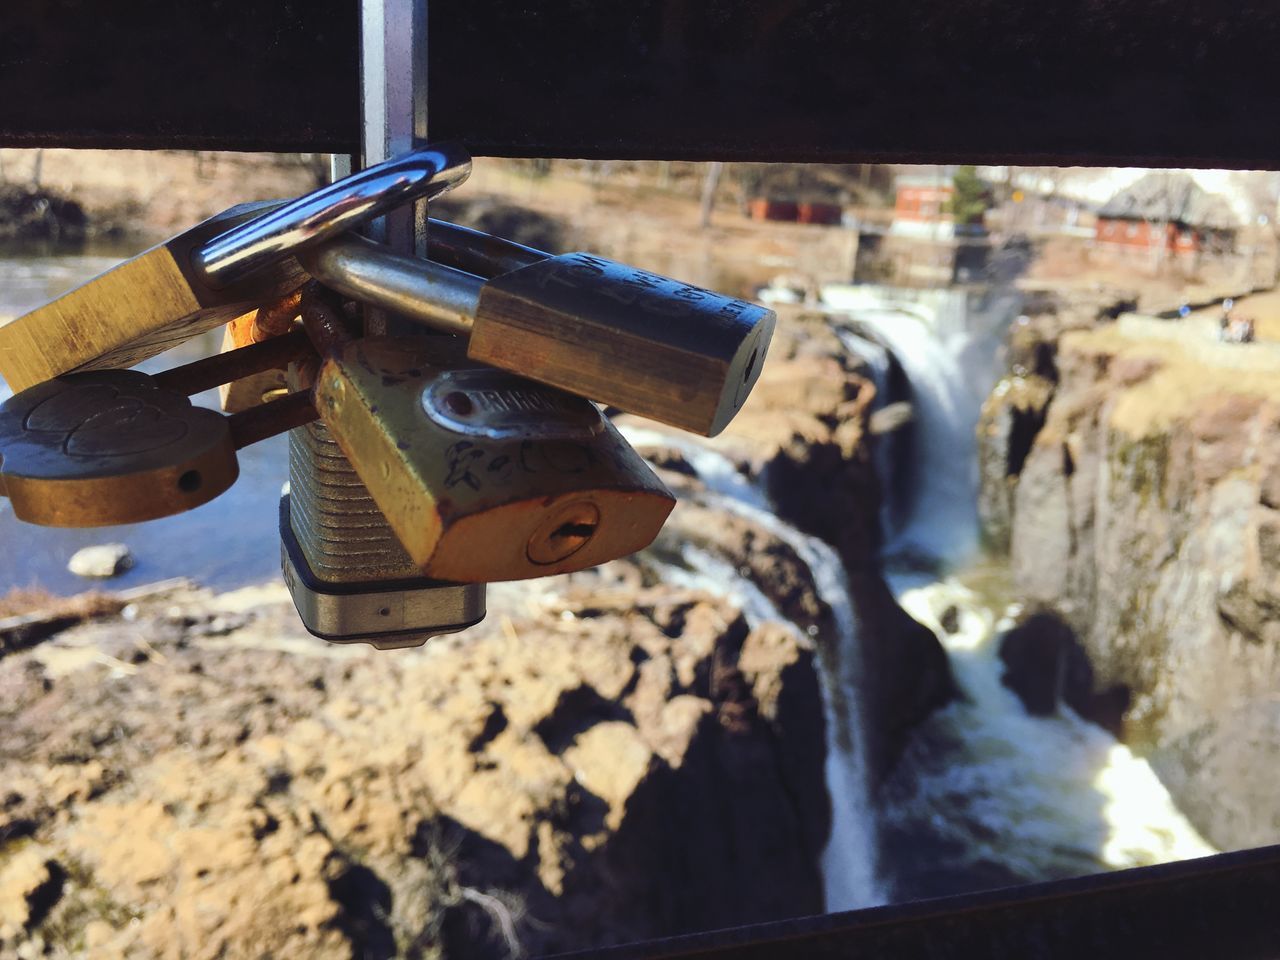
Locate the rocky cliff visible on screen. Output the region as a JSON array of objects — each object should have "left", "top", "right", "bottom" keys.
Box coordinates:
[
  {"left": 0, "top": 310, "right": 953, "bottom": 958},
  {"left": 979, "top": 304, "right": 1280, "bottom": 851}
]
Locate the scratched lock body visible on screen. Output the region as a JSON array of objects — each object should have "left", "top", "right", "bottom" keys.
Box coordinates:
[
  {"left": 303, "top": 233, "right": 776, "bottom": 437},
  {"left": 0, "top": 202, "right": 306, "bottom": 393},
  {"left": 314, "top": 337, "right": 675, "bottom": 583},
  {"left": 0, "top": 144, "right": 470, "bottom": 394}
]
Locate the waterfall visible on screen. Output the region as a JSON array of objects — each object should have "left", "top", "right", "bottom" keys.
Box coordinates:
[
  {"left": 822, "top": 288, "right": 1214, "bottom": 896},
  {"left": 825, "top": 288, "right": 1011, "bottom": 563},
  {"left": 621, "top": 427, "right": 884, "bottom": 910}
]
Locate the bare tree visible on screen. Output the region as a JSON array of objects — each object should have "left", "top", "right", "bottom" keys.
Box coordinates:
[{"left": 699, "top": 161, "right": 723, "bottom": 229}]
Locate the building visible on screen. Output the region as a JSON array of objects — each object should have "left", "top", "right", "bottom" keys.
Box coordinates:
[
  {"left": 870, "top": 172, "right": 990, "bottom": 286},
  {"left": 1095, "top": 172, "right": 1238, "bottom": 271},
  {"left": 890, "top": 175, "right": 957, "bottom": 240}
]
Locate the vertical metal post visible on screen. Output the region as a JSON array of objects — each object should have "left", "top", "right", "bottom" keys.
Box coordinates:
[
  {"left": 282, "top": 0, "right": 488, "bottom": 647},
  {"left": 360, "top": 0, "right": 429, "bottom": 259}
]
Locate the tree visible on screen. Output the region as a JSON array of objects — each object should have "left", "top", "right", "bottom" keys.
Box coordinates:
[{"left": 948, "top": 165, "right": 989, "bottom": 225}]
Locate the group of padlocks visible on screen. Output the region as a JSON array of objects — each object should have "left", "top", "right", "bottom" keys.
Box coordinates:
[{"left": 0, "top": 144, "right": 775, "bottom": 644}]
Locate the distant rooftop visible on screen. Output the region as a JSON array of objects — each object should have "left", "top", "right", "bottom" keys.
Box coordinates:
[{"left": 1098, "top": 172, "right": 1239, "bottom": 229}]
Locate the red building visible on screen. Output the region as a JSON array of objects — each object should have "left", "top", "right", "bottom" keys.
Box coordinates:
[
  {"left": 893, "top": 179, "right": 955, "bottom": 225},
  {"left": 1094, "top": 172, "right": 1237, "bottom": 264}
]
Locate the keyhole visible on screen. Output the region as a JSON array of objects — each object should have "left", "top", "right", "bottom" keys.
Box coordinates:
[
  {"left": 552, "top": 521, "right": 597, "bottom": 541},
  {"left": 527, "top": 503, "right": 601, "bottom": 565}
]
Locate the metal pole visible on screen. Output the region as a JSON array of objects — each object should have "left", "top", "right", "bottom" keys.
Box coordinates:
[{"left": 360, "top": 0, "right": 429, "bottom": 259}]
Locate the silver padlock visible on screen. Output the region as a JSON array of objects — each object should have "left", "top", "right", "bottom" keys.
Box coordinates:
[{"left": 300, "top": 224, "right": 775, "bottom": 437}]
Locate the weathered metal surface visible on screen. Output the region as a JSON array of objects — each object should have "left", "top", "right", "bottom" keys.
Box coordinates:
[
  {"left": 546, "top": 845, "right": 1280, "bottom": 960},
  {"left": 2, "top": 2, "right": 1279, "bottom": 167},
  {"left": 313, "top": 335, "right": 675, "bottom": 582},
  {"left": 0, "top": 370, "right": 238, "bottom": 526},
  {"left": 0, "top": 202, "right": 302, "bottom": 393}
]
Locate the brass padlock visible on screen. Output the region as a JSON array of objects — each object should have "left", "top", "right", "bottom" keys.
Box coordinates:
[
  {"left": 0, "top": 333, "right": 317, "bottom": 526},
  {"left": 312, "top": 335, "right": 676, "bottom": 582},
  {"left": 0, "top": 144, "right": 470, "bottom": 392},
  {"left": 301, "top": 224, "right": 776, "bottom": 437}
]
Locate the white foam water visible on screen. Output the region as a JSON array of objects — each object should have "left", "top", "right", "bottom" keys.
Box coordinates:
[
  {"left": 886, "top": 574, "right": 1213, "bottom": 878},
  {"left": 623, "top": 426, "right": 885, "bottom": 910}
]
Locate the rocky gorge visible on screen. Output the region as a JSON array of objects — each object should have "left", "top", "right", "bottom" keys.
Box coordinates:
[
  {"left": 0, "top": 311, "right": 955, "bottom": 958},
  {"left": 978, "top": 295, "right": 1280, "bottom": 852}
]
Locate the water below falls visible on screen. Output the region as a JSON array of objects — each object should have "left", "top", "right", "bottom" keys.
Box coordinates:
[{"left": 830, "top": 288, "right": 1214, "bottom": 901}]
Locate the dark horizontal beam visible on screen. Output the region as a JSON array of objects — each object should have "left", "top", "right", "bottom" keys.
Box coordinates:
[
  {"left": 2, "top": 2, "right": 1279, "bottom": 169},
  {"left": 550, "top": 844, "right": 1280, "bottom": 960}
]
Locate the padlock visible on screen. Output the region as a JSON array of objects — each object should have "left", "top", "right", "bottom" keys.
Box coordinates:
[
  {"left": 310, "top": 333, "right": 676, "bottom": 582},
  {"left": 300, "top": 223, "right": 776, "bottom": 437},
  {"left": 0, "top": 144, "right": 471, "bottom": 392},
  {"left": 0, "top": 332, "right": 317, "bottom": 526}
]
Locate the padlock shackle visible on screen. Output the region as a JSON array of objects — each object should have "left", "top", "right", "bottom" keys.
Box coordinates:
[
  {"left": 299, "top": 234, "right": 482, "bottom": 336},
  {"left": 425, "top": 219, "right": 545, "bottom": 279},
  {"left": 195, "top": 142, "right": 472, "bottom": 290},
  {"left": 152, "top": 328, "right": 314, "bottom": 398},
  {"left": 227, "top": 389, "right": 319, "bottom": 450}
]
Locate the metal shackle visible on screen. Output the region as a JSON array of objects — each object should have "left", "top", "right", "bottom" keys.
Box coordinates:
[{"left": 194, "top": 142, "right": 472, "bottom": 289}]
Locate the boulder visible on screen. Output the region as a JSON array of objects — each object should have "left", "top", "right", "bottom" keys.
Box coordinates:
[
  {"left": 67, "top": 544, "right": 133, "bottom": 579},
  {"left": 997, "top": 610, "right": 1129, "bottom": 737}
]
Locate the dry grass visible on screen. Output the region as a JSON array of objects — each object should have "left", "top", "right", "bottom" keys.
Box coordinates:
[
  {"left": 1064, "top": 323, "right": 1280, "bottom": 437},
  {"left": 0, "top": 587, "right": 124, "bottom": 622}
]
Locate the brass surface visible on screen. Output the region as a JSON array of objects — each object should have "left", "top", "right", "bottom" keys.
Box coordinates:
[
  {"left": 315, "top": 336, "right": 675, "bottom": 582},
  {"left": 470, "top": 252, "right": 776, "bottom": 436},
  {"left": 218, "top": 293, "right": 304, "bottom": 413},
  {"left": 0, "top": 370, "right": 238, "bottom": 526},
  {"left": 0, "top": 201, "right": 307, "bottom": 392}
]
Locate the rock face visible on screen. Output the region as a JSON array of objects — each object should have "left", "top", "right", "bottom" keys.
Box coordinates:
[
  {"left": 0, "top": 574, "right": 827, "bottom": 959},
  {"left": 979, "top": 312, "right": 1280, "bottom": 851}
]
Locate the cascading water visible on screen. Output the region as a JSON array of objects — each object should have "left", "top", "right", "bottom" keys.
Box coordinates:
[
  {"left": 620, "top": 426, "right": 884, "bottom": 910},
  {"left": 822, "top": 287, "right": 1214, "bottom": 899}
]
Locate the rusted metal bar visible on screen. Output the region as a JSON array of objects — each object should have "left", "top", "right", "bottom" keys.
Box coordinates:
[
  {"left": 227, "top": 389, "right": 317, "bottom": 449},
  {"left": 152, "top": 328, "right": 312, "bottom": 398},
  {"left": 2, "top": 2, "right": 1280, "bottom": 168},
  {"left": 548, "top": 845, "right": 1280, "bottom": 960}
]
